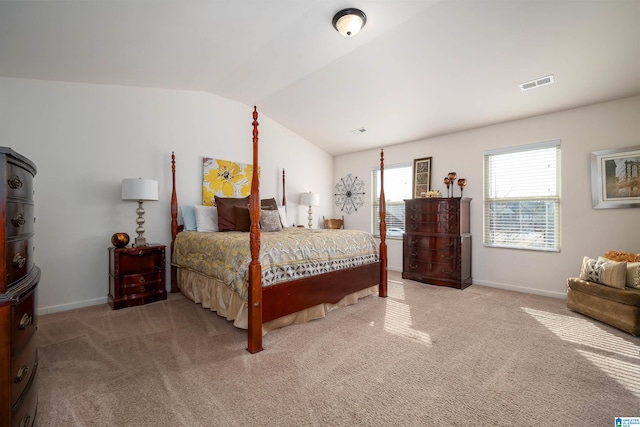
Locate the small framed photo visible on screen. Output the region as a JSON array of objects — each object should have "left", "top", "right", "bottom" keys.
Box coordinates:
[
  {"left": 412, "top": 157, "right": 432, "bottom": 199},
  {"left": 590, "top": 145, "right": 640, "bottom": 209}
]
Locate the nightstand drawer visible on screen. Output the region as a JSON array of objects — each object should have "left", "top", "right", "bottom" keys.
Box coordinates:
[
  {"left": 11, "top": 290, "right": 36, "bottom": 356},
  {"left": 120, "top": 272, "right": 162, "bottom": 295},
  {"left": 115, "top": 249, "right": 164, "bottom": 275},
  {"left": 109, "top": 245, "right": 167, "bottom": 310},
  {"left": 11, "top": 336, "right": 37, "bottom": 405}
]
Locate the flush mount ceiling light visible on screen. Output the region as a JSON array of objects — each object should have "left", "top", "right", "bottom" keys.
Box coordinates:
[{"left": 332, "top": 8, "right": 367, "bottom": 37}]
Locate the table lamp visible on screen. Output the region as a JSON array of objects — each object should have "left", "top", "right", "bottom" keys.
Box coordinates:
[
  {"left": 300, "top": 192, "right": 320, "bottom": 228},
  {"left": 122, "top": 178, "right": 159, "bottom": 247}
]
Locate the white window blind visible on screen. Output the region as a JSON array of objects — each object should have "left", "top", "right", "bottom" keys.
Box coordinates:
[
  {"left": 372, "top": 163, "right": 411, "bottom": 238},
  {"left": 484, "top": 140, "right": 561, "bottom": 251}
]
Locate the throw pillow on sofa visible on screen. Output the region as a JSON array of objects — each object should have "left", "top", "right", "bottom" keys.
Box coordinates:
[
  {"left": 580, "top": 256, "right": 627, "bottom": 289},
  {"left": 600, "top": 256, "right": 640, "bottom": 289}
]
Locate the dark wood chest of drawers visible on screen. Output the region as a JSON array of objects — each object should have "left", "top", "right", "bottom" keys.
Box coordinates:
[
  {"left": 109, "top": 245, "right": 167, "bottom": 310},
  {"left": 0, "top": 147, "right": 39, "bottom": 427},
  {"left": 402, "top": 197, "right": 472, "bottom": 289}
]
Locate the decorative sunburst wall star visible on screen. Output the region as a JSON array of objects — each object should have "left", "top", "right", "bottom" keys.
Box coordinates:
[{"left": 334, "top": 174, "right": 365, "bottom": 214}]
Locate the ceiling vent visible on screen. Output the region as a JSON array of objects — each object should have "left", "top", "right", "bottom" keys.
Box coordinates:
[
  {"left": 520, "top": 74, "right": 554, "bottom": 91},
  {"left": 351, "top": 128, "right": 367, "bottom": 134}
]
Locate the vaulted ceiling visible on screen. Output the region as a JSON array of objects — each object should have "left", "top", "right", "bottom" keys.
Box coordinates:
[{"left": 1, "top": 1, "right": 639, "bottom": 155}]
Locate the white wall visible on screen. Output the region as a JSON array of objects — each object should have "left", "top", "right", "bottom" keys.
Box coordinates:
[
  {"left": 0, "top": 77, "right": 334, "bottom": 313},
  {"left": 335, "top": 95, "right": 640, "bottom": 298}
]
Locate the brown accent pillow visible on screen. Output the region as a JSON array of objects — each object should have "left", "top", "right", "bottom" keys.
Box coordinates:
[
  {"left": 260, "top": 198, "right": 278, "bottom": 210},
  {"left": 214, "top": 196, "right": 250, "bottom": 232},
  {"left": 233, "top": 206, "right": 251, "bottom": 232}
]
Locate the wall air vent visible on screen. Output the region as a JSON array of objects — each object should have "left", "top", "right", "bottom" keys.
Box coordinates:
[
  {"left": 351, "top": 128, "right": 367, "bottom": 134},
  {"left": 520, "top": 74, "right": 554, "bottom": 91}
]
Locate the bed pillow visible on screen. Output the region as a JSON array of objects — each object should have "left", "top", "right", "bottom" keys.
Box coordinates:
[
  {"left": 194, "top": 205, "right": 218, "bottom": 232},
  {"left": 180, "top": 206, "right": 197, "bottom": 231},
  {"left": 580, "top": 256, "right": 627, "bottom": 289},
  {"left": 600, "top": 256, "right": 640, "bottom": 289},
  {"left": 261, "top": 198, "right": 279, "bottom": 211},
  {"left": 233, "top": 206, "right": 251, "bottom": 232},
  {"left": 215, "top": 196, "right": 250, "bottom": 232},
  {"left": 278, "top": 206, "right": 288, "bottom": 228},
  {"left": 260, "top": 209, "right": 283, "bottom": 232}
]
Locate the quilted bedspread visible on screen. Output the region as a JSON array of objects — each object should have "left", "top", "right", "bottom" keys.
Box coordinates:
[{"left": 172, "top": 228, "right": 379, "bottom": 300}]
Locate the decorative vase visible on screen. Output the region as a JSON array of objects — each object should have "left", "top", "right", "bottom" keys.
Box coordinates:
[
  {"left": 457, "top": 178, "right": 467, "bottom": 197},
  {"left": 111, "top": 232, "right": 130, "bottom": 248}
]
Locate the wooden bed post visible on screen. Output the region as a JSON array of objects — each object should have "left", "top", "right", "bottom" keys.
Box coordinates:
[
  {"left": 247, "top": 107, "right": 263, "bottom": 353},
  {"left": 170, "top": 152, "right": 179, "bottom": 293},
  {"left": 282, "top": 168, "right": 286, "bottom": 208},
  {"left": 379, "top": 149, "right": 388, "bottom": 297}
]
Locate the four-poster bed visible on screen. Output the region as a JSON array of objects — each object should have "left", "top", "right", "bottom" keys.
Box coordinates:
[{"left": 170, "top": 107, "right": 387, "bottom": 353}]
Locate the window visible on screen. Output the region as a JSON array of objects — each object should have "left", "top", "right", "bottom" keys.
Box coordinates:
[
  {"left": 372, "top": 162, "right": 412, "bottom": 238},
  {"left": 484, "top": 140, "right": 561, "bottom": 251}
]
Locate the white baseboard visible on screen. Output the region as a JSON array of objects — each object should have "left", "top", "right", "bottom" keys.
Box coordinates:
[
  {"left": 37, "top": 296, "right": 108, "bottom": 316},
  {"left": 472, "top": 279, "right": 566, "bottom": 299}
]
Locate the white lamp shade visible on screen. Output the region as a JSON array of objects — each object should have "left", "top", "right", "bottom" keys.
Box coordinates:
[
  {"left": 122, "top": 178, "right": 159, "bottom": 201},
  {"left": 300, "top": 192, "right": 320, "bottom": 207}
]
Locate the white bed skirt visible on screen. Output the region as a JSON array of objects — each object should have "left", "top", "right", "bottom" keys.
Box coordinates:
[{"left": 177, "top": 268, "right": 378, "bottom": 335}]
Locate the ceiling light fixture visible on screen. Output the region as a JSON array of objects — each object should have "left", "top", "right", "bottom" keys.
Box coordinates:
[{"left": 332, "top": 8, "right": 367, "bottom": 37}]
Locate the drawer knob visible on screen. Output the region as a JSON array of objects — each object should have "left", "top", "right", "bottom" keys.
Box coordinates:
[
  {"left": 138, "top": 277, "right": 146, "bottom": 284},
  {"left": 19, "top": 313, "right": 33, "bottom": 329},
  {"left": 20, "top": 414, "right": 31, "bottom": 427},
  {"left": 14, "top": 365, "right": 28, "bottom": 383},
  {"left": 410, "top": 251, "right": 418, "bottom": 257},
  {"left": 140, "top": 286, "right": 146, "bottom": 292},
  {"left": 12, "top": 212, "right": 26, "bottom": 227},
  {"left": 8, "top": 174, "right": 23, "bottom": 189},
  {"left": 409, "top": 263, "right": 418, "bottom": 270},
  {"left": 13, "top": 253, "right": 26, "bottom": 268}
]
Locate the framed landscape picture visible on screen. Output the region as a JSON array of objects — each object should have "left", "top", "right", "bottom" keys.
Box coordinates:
[
  {"left": 590, "top": 145, "right": 640, "bottom": 209},
  {"left": 412, "top": 157, "right": 432, "bottom": 198}
]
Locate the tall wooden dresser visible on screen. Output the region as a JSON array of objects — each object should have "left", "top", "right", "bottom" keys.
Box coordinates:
[
  {"left": 0, "top": 148, "right": 39, "bottom": 427},
  {"left": 402, "top": 197, "right": 472, "bottom": 289}
]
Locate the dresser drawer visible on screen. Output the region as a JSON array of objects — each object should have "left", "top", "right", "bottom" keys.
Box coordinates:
[
  {"left": 5, "top": 238, "right": 34, "bottom": 285},
  {"left": 120, "top": 272, "right": 162, "bottom": 295},
  {"left": 11, "top": 374, "right": 37, "bottom": 427},
  {"left": 404, "top": 258, "right": 460, "bottom": 280},
  {"left": 11, "top": 290, "right": 36, "bottom": 356},
  {"left": 5, "top": 202, "right": 35, "bottom": 238},
  {"left": 406, "top": 213, "right": 461, "bottom": 234},
  {"left": 5, "top": 162, "right": 34, "bottom": 201},
  {"left": 405, "top": 235, "right": 458, "bottom": 251},
  {"left": 11, "top": 336, "right": 37, "bottom": 405}
]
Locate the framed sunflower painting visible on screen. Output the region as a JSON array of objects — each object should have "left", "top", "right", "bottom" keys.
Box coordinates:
[{"left": 202, "top": 158, "right": 257, "bottom": 206}]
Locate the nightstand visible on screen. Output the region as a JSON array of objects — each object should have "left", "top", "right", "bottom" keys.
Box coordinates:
[{"left": 108, "top": 244, "right": 167, "bottom": 310}]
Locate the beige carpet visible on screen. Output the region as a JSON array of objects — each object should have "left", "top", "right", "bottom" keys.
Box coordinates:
[{"left": 35, "top": 271, "right": 640, "bottom": 426}]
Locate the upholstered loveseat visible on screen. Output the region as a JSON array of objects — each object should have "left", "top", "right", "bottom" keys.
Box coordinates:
[{"left": 566, "top": 250, "right": 640, "bottom": 336}]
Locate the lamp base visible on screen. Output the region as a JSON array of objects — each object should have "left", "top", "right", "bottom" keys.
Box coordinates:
[
  {"left": 307, "top": 206, "right": 313, "bottom": 228},
  {"left": 133, "top": 236, "right": 148, "bottom": 247}
]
